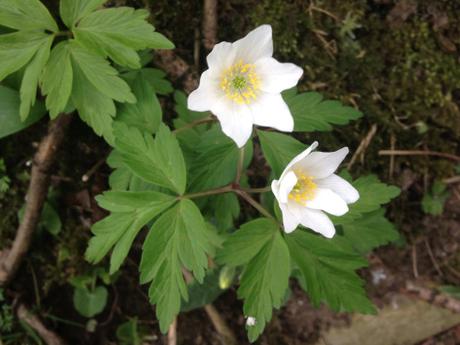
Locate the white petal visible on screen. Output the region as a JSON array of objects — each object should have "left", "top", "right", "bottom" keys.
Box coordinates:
[
  {"left": 211, "top": 100, "right": 253, "bottom": 148},
  {"left": 278, "top": 142, "right": 319, "bottom": 180},
  {"left": 187, "top": 70, "right": 220, "bottom": 111},
  {"left": 256, "top": 57, "right": 303, "bottom": 93},
  {"left": 299, "top": 208, "right": 336, "bottom": 238},
  {"left": 234, "top": 25, "right": 273, "bottom": 63},
  {"left": 278, "top": 170, "right": 297, "bottom": 203},
  {"left": 306, "top": 188, "right": 349, "bottom": 216},
  {"left": 279, "top": 202, "right": 300, "bottom": 233},
  {"left": 295, "top": 147, "right": 349, "bottom": 179},
  {"left": 315, "top": 174, "right": 359, "bottom": 204},
  {"left": 206, "top": 41, "right": 237, "bottom": 71},
  {"left": 250, "top": 93, "right": 294, "bottom": 132}
]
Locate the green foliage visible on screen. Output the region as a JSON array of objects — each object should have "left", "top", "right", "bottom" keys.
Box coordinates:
[
  {"left": 18, "top": 202, "right": 62, "bottom": 236},
  {"left": 140, "top": 199, "right": 215, "bottom": 332},
  {"left": 73, "top": 286, "right": 108, "bottom": 318},
  {"left": 257, "top": 130, "right": 304, "bottom": 177},
  {"left": 0, "top": 159, "right": 10, "bottom": 194},
  {"left": 114, "top": 123, "right": 187, "bottom": 194},
  {"left": 283, "top": 89, "right": 362, "bottom": 132},
  {"left": 217, "top": 219, "right": 290, "bottom": 341},
  {"left": 181, "top": 269, "right": 225, "bottom": 312},
  {"left": 116, "top": 318, "right": 149, "bottom": 345},
  {"left": 287, "top": 230, "right": 375, "bottom": 314},
  {"left": 0, "top": 0, "right": 173, "bottom": 141},
  {"left": 86, "top": 190, "right": 176, "bottom": 274},
  {"left": 422, "top": 180, "right": 450, "bottom": 216},
  {"left": 439, "top": 285, "right": 460, "bottom": 299}
]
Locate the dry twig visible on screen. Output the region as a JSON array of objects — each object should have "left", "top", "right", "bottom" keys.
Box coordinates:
[
  {"left": 347, "top": 124, "right": 378, "bottom": 170},
  {"left": 379, "top": 149, "right": 460, "bottom": 162},
  {"left": 167, "top": 317, "right": 178, "bottom": 345},
  {"left": 202, "top": 0, "right": 218, "bottom": 50},
  {"left": 405, "top": 281, "right": 460, "bottom": 313},
  {"left": 0, "top": 115, "right": 72, "bottom": 286},
  {"left": 17, "top": 303, "right": 68, "bottom": 345}
]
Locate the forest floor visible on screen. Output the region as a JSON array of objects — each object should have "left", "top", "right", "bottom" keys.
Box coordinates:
[{"left": 1, "top": 0, "right": 460, "bottom": 344}]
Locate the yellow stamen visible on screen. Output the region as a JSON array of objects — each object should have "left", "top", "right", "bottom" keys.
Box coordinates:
[
  {"left": 288, "top": 170, "right": 317, "bottom": 206},
  {"left": 220, "top": 59, "right": 260, "bottom": 104}
]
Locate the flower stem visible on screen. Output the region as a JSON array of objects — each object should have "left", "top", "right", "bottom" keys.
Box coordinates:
[
  {"left": 180, "top": 184, "right": 233, "bottom": 199},
  {"left": 173, "top": 116, "right": 215, "bottom": 134},
  {"left": 242, "top": 186, "right": 271, "bottom": 193},
  {"left": 235, "top": 190, "right": 277, "bottom": 222},
  {"left": 234, "top": 147, "right": 245, "bottom": 183}
]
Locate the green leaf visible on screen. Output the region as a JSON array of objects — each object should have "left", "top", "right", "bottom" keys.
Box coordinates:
[
  {"left": 74, "top": 7, "right": 174, "bottom": 69},
  {"left": 189, "top": 127, "right": 253, "bottom": 191},
  {"left": 116, "top": 318, "right": 148, "bottom": 345},
  {"left": 114, "top": 122, "right": 187, "bottom": 194},
  {"left": 19, "top": 35, "right": 53, "bottom": 120},
  {"left": 73, "top": 286, "right": 108, "bottom": 318},
  {"left": 85, "top": 190, "right": 175, "bottom": 274},
  {"left": 0, "top": 0, "right": 58, "bottom": 32},
  {"left": 122, "top": 68, "right": 173, "bottom": 96},
  {"left": 257, "top": 130, "right": 305, "bottom": 177},
  {"left": 0, "top": 31, "right": 51, "bottom": 81},
  {"left": 140, "top": 199, "right": 214, "bottom": 332},
  {"left": 340, "top": 209, "right": 399, "bottom": 254},
  {"left": 0, "top": 85, "right": 46, "bottom": 139},
  {"left": 335, "top": 174, "right": 400, "bottom": 223},
  {"left": 439, "top": 285, "right": 460, "bottom": 299},
  {"left": 422, "top": 180, "right": 450, "bottom": 216},
  {"left": 207, "top": 193, "right": 240, "bottom": 230},
  {"left": 216, "top": 218, "right": 290, "bottom": 342},
  {"left": 180, "top": 269, "right": 225, "bottom": 312},
  {"left": 40, "top": 42, "right": 73, "bottom": 119},
  {"left": 117, "top": 73, "right": 162, "bottom": 133},
  {"left": 286, "top": 229, "right": 376, "bottom": 314},
  {"left": 285, "top": 91, "right": 362, "bottom": 132},
  {"left": 59, "top": 0, "right": 107, "bottom": 28}
]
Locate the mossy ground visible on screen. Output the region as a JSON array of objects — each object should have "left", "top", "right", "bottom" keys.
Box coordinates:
[{"left": 1, "top": 1, "right": 459, "bottom": 344}]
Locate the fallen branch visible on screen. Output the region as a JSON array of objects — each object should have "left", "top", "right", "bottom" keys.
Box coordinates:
[
  {"left": 202, "top": 0, "right": 218, "bottom": 50},
  {"left": 167, "top": 317, "right": 177, "bottom": 345},
  {"left": 405, "top": 281, "right": 460, "bottom": 313},
  {"left": 0, "top": 114, "right": 72, "bottom": 286},
  {"left": 379, "top": 149, "right": 460, "bottom": 162},
  {"left": 17, "top": 303, "right": 68, "bottom": 345}
]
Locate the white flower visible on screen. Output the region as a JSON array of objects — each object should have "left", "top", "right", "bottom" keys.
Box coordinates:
[
  {"left": 246, "top": 316, "right": 256, "bottom": 327},
  {"left": 187, "top": 25, "right": 303, "bottom": 148},
  {"left": 271, "top": 142, "right": 359, "bottom": 238}
]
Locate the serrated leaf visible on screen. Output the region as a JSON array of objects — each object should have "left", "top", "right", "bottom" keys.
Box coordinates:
[
  {"left": 0, "top": 85, "right": 46, "bottom": 139},
  {"left": 207, "top": 193, "right": 240, "bottom": 230},
  {"left": 140, "top": 200, "right": 214, "bottom": 332},
  {"left": 114, "top": 122, "right": 187, "bottom": 194},
  {"left": 189, "top": 127, "right": 253, "bottom": 191},
  {"left": 74, "top": 7, "right": 174, "bottom": 69},
  {"left": 70, "top": 42, "right": 135, "bottom": 103},
  {"left": 0, "top": 0, "right": 58, "bottom": 32},
  {"left": 59, "top": 0, "right": 107, "bottom": 28},
  {"left": 340, "top": 209, "right": 399, "bottom": 254},
  {"left": 19, "top": 35, "right": 53, "bottom": 120},
  {"left": 335, "top": 174, "right": 401, "bottom": 223},
  {"left": 117, "top": 73, "right": 162, "bottom": 133},
  {"left": 40, "top": 41, "right": 73, "bottom": 119},
  {"left": 216, "top": 218, "right": 289, "bottom": 342},
  {"left": 284, "top": 91, "right": 362, "bottom": 132},
  {"left": 257, "top": 130, "right": 305, "bottom": 177},
  {"left": 86, "top": 190, "right": 175, "bottom": 274},
  {"left": 286, "top": 229, "right": 376, "bottom": 314},
  {"left": 122, "top": 68, "right": 173, "bottom": 96},
  {"left": 0, "top": 30, "right": 51, "bottom": 81}
]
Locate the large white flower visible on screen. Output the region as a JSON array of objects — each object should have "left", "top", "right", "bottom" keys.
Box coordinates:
[
  {"left": 271, "top": 142, "right": 359, "bottom": 238},
  {"left": 187, "top": 25, "right": 303, "bottom": 148}
]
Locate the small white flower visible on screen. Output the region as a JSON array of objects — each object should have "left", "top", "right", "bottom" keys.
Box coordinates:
[
  {"left": 246, "top": 316, "right": 256, "bottom": 327},
  {"left": 271, "top": 142, "right": 359, "bottom": 238},
  {"left": 188, "top": 24, "right": 303, "bottom": 148}
]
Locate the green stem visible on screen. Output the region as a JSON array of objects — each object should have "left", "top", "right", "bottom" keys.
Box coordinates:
[
  {"left": 234, "top": 147, "right": 245, "bottom": 183},
  {"left": 181, "top": 184, "right": 233, "bottom": 199},
  {"left": 173, "top": 116, "right": 215, "bottom": 134},
  {"left": 242, "top": 186, "right": 271, "bottom": 193},
  {"left": 235, "top": 190, "right": 277, "bottom": 223}
]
